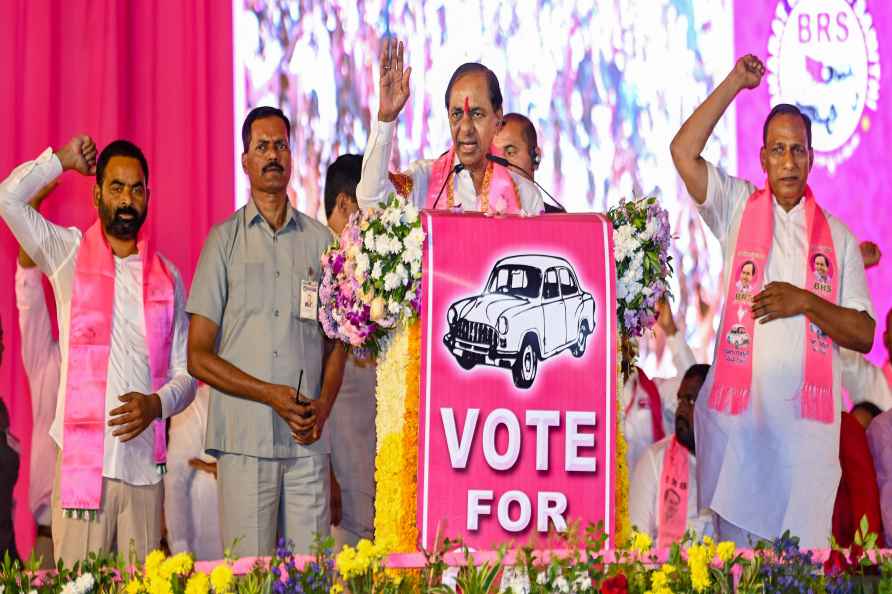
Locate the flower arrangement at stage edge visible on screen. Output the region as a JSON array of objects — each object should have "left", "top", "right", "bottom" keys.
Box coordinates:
[
  {"left": 607, "top": 197, "right": 673, "bottom": 371},
  {"left": 319, "top": 192, "right": 424, "bottom": 355}
]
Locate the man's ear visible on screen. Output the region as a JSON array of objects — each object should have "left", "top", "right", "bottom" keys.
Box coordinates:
[
  {"left": 759, "top": 146, "right": 768, "bottom": 173},
  {"left": 533, "top": 146, "right": 542, "bottom": 170},
  {"left": 93, "top": 184, "right": 101, "bottom": 209},
  {"left": 241, "top": 152, "right": 248, "bottom": 174}
]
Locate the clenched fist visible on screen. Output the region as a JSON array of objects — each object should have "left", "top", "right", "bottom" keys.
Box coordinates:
[
  {"left": 56, "top": 135, "right": 97, "bottom": 176},
  {"left": 732, "top": 54, "right": 765, "bottom": 91}
]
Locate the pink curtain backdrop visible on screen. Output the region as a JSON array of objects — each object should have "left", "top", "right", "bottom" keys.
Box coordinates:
[{"left": 0, "top": 0, "right": 234, "bottom": 556}]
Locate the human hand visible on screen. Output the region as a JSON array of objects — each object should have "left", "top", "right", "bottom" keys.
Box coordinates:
[
  {"left": 55, "top": 135, "right": 97, "bottom": 175},
  {"left": 377, "top": 37, "right": 412, "bottom": 123},
  {"left": 860, "top": 241, "right": 881, "bottom": 269},
  {"left": 751, "top": 281, "right": 809, "bottom": 323},
  {"left": 731, "top": 54, "right": 765, "bottom": 91},
  {"left": 108, "top": 393, "right": 162, "bottom": 442}
]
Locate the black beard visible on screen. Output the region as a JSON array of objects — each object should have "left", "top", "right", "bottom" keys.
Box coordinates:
[
  {"left": 99, "top": 199, "right": 146, "bottom": 240},
  {"left": 675, "top": 417, "right": 696, "bottom": 455}
]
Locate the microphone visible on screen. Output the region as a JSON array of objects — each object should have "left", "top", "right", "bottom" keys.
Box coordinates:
[
  {"left": 432, "top": 163, "right": 465, "bottom": 210},
  {"left": 485, "top": 154, "right": 566, "bottom": 213}
]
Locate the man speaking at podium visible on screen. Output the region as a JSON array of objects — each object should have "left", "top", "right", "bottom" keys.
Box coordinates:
[{"left": 356, "top": 38, "right": 544, "bottom": 215}]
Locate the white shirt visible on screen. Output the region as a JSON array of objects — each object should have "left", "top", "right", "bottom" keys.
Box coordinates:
[
  {"left": 15, "top": 264, "right": 60, "bottom": 526},
  {"left": 693, "top": 161, "right": 874, "bottom": 546},
  {"left": 623, "top": 333, "right": 698, "bottom": 472},
  {"left": 841, "top": 350, "right": 892, "bottom": 408},
  {"left": 0, "top": 148, "right": 196, "bottom": 486},
  {"left": 163, "top": 385, "right": 222, "bottom": 560},
  {"left": 629, "top": 435, "right": 716, "bottom": 540},
  {"left": 356, "top": 120, "right": 545, "bottom": 214}
]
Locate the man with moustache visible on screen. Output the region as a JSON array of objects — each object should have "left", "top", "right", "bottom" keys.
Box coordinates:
[
  {"left": 356, "top": 39, "right": 543, "bottom": 215},
  {"left": 671, "top": 54, "right": 875, "bottom": 547},
  {"left": 629, "top": 364, "right": 715, "bottom": 545},
  {"left": 187, "top": 106, "right": 347, "bottom": 555},
  {"left": 0, "top": 137, "right": 195, "bottom": 563}
]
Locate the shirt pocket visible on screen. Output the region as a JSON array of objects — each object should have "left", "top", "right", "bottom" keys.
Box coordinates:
[{"left": 227, "top": 261, "right": 267, "bottom": 318}]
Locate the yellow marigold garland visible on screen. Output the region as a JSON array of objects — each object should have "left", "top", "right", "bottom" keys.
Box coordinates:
[
  {"left": 374, "top": 321, "right": 421, "bottom": 552},
  {"left": 615, "top": 333, "right": 630, "bottom": 546}
]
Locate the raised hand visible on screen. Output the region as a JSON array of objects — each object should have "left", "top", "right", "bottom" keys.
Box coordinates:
[
  {"left": 377, "top": 37, "right": 411, "bottom": 123},
  {"left": 859, "top": 241, "right": 881, "bottom": 269},
  {"left": 56, "top": 135, "right": 97, "bottom": 175},
  {"left": 732, "top": 54, "right": 765, "bottom": 91},
  {"left": 654, "top": 297, "right": 678, "bottom": 337}
]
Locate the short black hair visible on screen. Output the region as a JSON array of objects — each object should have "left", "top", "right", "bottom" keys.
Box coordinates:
[
  {"left": 96, "top": 140, "right": 149, "bottom": 187},
  {"left": 741, "top": 260, "right": 756, "bottom": 274},
  {"left": 444, "top": 63, "right": 503, "bottom": 113},
  {"left": 682, "top": 363, "right": 711, "bottom": 385},
  {"left": 852, "top": 401, "right": 882, "bottom": 420},
  {"left": 242, "top": 106, "right": 291, "bottom": 153},
  {"left": 763, "top": 103, "right": 812, "bottom": 148},
  {"left": 0, "top": 399, "right": 8, "bottom": 431},
  {"left": 324, "top": 154, "right": 363, "bottom": 219},
  {"left": 503, "top": 113, "right": 539, "bottom": 154}
]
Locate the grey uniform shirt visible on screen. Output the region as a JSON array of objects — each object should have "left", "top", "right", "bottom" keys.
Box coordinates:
[{"left": 187, "top": 199, "right": 332, "bottom": 459}]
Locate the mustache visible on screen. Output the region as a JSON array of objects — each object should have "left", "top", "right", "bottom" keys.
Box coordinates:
[
  {"left": 113, "top": 205, "right": 141, "bottom": 221},
  {"left": 263, "top": 161, "right": 284, "bottom": 173}
]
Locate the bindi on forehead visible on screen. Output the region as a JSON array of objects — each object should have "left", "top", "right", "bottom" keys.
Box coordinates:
[{"left": 464, "top": 96, "right": 470, "bottom": 115}]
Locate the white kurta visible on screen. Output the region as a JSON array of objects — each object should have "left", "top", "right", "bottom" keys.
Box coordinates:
[
  {"left": 328, "top": 353, "right": 377, "bottom": 548},
  {"left": 0, "top": 149, "right": 196, "bottom": 486},
  {"left": 355, "top": 120, "right": 544, "bottom": 214},
  {"left": 623, "top": 333, "right": 698, "bottom": 473},
  {"left": 15, "top": 264, "right": 60, "bottom": 527},
  {"left": 841, "top": 351, "right": 892, "bottom": 408},
  {"left": 163, "top": 385, "right": 222, "bottom": 560},
  {"left": 629, "top": 435, "right": 716, "bottom": 540},
  {"left": 693, "top": 161, "right": 874, "bottom": 546}
]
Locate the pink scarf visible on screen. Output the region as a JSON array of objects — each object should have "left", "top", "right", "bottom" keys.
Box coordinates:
[
  {"left": 634, "top": 367, "right": 665, "bottom": 443},
  {"left": 709, "top": 185, "right": 839, "bottom": 423},
  {"left": 657, "top": 436, "right": 689, "bottom": 548},
  {"left": 424, "top": 146, "right": 521, "bottom": 214},
  {"left": 60, "top": 220, "right": 174, "bottom": 516}
]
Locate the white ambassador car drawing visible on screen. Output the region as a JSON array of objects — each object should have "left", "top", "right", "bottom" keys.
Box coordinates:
[{"left": 443, "top": 255, "right": 596, "bottom": 389}]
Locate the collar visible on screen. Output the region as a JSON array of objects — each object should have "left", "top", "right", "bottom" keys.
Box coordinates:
[{"left": 245, "top": 197, "right": 300, "bottom": 231}]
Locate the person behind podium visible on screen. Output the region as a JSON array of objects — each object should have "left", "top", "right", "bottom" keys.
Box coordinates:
[{"left": 355, "top": 38, "right": 543, "bottom": 215}]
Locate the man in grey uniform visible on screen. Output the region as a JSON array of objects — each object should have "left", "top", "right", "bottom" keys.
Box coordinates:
[
  {"left": 323, "top": 154, "right": 377, "bottom": 548},
  {"left": 187, "top": 106, "right": 347, "bottom": 555}
]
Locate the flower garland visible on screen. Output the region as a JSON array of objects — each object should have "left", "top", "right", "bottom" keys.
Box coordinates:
[
  {"left": 615, "top": 333, "right": 630, "bottom": 547},
  {"left": 373, "top": 321, "right": 421, "bottom": 553}
]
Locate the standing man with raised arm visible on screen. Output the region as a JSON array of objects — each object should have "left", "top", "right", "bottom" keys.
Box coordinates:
[
  {"left": 356, "top": 38, "right": 543, "bottom": 215},
  {"left": 0, "top": 136, "right": 196, "bottom": 563},
  {"left": 670, "top": 55, "right": 875, "bottom": 547},
  {"left": 187, "top": 106, "right": 347, "bottom": 556}
]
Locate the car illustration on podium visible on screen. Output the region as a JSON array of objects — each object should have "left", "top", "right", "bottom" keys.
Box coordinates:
[{"left": 443, "top": 255, "right": 596, "bottom": 389}]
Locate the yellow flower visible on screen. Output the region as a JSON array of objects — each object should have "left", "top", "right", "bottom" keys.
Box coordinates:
[
  {"left": 717, "top": 541, "right": 736, "bottom": 563},
  {"left": 145, "top": 550, "right": 166, "bottom": 578},
  {"left": 160, "top": 552, "right": 193, "bottom": 578},
  {"left": 330, "top": 584, "right": 344, "bottom": 594},
  {"left": 631, "top": 531, "right": 653, "bottom": 554},
  {"left": 125, "top": 580, "right": 144, "bottom": 594},
  {"left": 687, "top": 544, "right": 712, "bottom": 593},
  {"left": 210, "top": 563, "right": 234, "bottom": 593},
  {"left": 147, "top": 577, "right": 173, "bottom": 594},
  {"left": 660, "top": 563, "right": 676, "bottom": 575},
  {"left": 185, "top": 572, "right": 210, "bottom": 594}
]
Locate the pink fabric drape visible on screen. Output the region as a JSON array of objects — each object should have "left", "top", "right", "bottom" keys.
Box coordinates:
[{"left": 0, "top": 0, "right": 234, "bottom": 556}]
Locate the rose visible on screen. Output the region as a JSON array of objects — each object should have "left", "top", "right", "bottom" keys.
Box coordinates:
[{"left": 600, "top": 573, "right": 628, "bottom": 594}]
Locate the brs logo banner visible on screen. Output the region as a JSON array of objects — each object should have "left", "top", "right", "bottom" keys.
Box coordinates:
[{"left": 417, "top": 212, "right": 617, "bottom": 549}]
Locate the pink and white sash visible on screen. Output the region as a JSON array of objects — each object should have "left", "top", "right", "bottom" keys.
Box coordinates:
[
  {"left": 709, "top": 185, "right": 839, "bottom": 423},
  {"left": 424, "top": 146, "right": 521, "bottom": 214},
  {"left": 60, "top": 220, "right": 175, "bottom": 516},
  {"left": 657, "top": 436, "right": 689, "bottom": 548}
]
